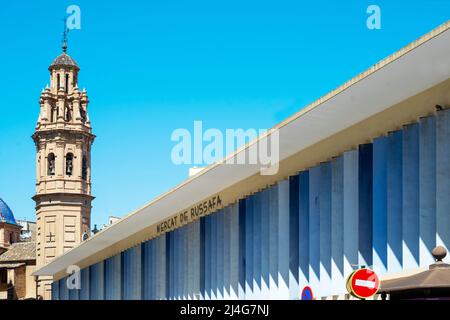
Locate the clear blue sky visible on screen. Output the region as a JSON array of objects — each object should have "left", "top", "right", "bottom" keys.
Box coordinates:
[{"left": 0, "top": 0, "right": 448, "bottom": 226}]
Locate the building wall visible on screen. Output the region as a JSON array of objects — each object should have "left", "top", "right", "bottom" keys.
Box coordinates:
[
  {"left": 25, "top": 265, "right": 36, "bottom": 299},
  {"left": 13, "top": 266, "right": 26, "bottom": 299},
  {"left": 0, "top": 223, "right": 21, "bottom": 248},
  {"left": 52, "top": 107, "right": 450, "bottom": 300}
]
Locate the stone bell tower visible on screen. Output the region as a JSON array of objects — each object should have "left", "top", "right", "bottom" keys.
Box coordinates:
[{"left": 32, "top": 37, "right": 95, "bottom": 299}]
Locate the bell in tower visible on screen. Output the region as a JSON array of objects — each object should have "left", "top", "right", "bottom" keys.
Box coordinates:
[{"left": 32, "top": 30, "right": 95, "bottom": 300}]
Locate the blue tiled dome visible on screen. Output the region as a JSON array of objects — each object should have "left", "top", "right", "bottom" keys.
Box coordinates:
[{"left": 0, "top": 198, "right": 18, "bottom": 225}]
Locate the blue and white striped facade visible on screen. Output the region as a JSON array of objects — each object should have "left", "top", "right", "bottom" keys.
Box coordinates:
[{"left": 52, "top": 109, "right": 450, "bottom": 300}]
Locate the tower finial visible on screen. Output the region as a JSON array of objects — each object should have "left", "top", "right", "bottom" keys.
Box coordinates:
[{"left": 62, "top": 16, "right": 68, "bottom": 53}]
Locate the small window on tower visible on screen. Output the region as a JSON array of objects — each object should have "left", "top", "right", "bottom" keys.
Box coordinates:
[
  {"left": 66, "top": 106, "right": 72, "bottom": 122},
  {"left": 65, "top": 74, "right": 69, "bottom": 93},
  {"left": 66, "top": 153, "right": 74, "bottom": 176},
  {"left": 57, "top": 74, "right": 60, "bottom": 90},
  {"left": 48, "top": 153, "right": 56, "bottom": 176},
  {"left": 80, "top": 107, "right": 87, "bottom": 124},
  {"left": 82, "top": 156, "right": 87, "bottom": 180}
]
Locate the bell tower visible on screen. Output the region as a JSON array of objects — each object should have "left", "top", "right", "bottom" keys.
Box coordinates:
[{"left": 32, "top": 35, "right": 95, "bottom": 299}]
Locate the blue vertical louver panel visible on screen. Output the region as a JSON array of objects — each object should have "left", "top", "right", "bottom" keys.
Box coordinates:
[
  {"left": 172, "top": 230, "right": 177, "bottom": 300},
  {"left": 245, "top": 195, "right": 254, "bottom": 299},
  {"left": 359, "top": 143, "right": 373, "bottom": 269},
  {"left": 387, "top": 133, "right": 403, "bottom": 273},
  {"left": 164, "top": 233, "right": 169, "bottom": 300},
  {"left": 308, "top": 166, "right": 320, "bottom": 297},
  {"left": 320, "top": 162, "right": 332, "bottom": 297},
  {"left": 343, "top": 150, "right": 359, "bottom": 278},
  {"left": 178, "top": 227, "right": 184, "bottom": 300},
  {"left": 230, "top": 203, "right": 240, "bottom": 299},
  {"left": 172, "top": 229, "right": 180, "bottom": 300},
  {"left": 89, "top": 262, "right": 105, "bottom": 300},
  {"left": 268, "top": 184, "right": 279, "bottom": 298},
  {"left": 402, "top": 123, "right": 420, "bottom": 269},
  {"left": 204, "top": 216, "right": 211, "bottom": 300},
  {"left": 179, "top": 227, "right": 186, "bottom": 300},
  {"left": 238, "top": 199, "right": 246, "bottom": 300},
  {"left": 331, "top": 157, "right": 344, "bottom": 295},
  {"left": 193, "top": 220, "right": 201, "bottom": 300},
  {"left": 150, "top": 238, "right": 156, "bottom": 300},
  {"left": 155, "top": 235, "right": 160, "bottom": 300},
  {"left": 289, "top": 175, "right": 300, "bottom": 300},
  {"left": 186, "top": 224, "right": 192, "bottom": 299},
  {"left": 59, "top": 278, "right": 68, "bottom": 300},
  {"left": 211, "top": 214, "right": 218, "bottom": 300},
  {"left": 156, "top": 237, "right": 162, "bottom": 300},
  {"left": 142, "top": 240, "right": 152, "bottom": 300},
  {"left": 90, "top": 263, "right": 100, "bottom": 300},
  {"left": 191, "top": 222, "right": 198, "bottom": 300},
  {"left": 122, "top": 246, "right": 142, "bottom": 300},
  {"left": 151, "top": 240, "right": 156, "bottom": 300},
  {"left": 298, "top": 171, "right": 309, "bottom": 291},
  {"left": 419, "top": 116, "right": 437, "bottom": 267},
  {"left": 260, "top": 189, "right": 270, "bottom": 299},
  {"left": 135, "top": 245, "right": 142, "bottom": 300},
  {"left": 160, "top": 234, "right": 167, "bottom": 300},
  {"left": 184, "top": 225, "right": 190, "bottom": 300},
  {"left": 105, "top": 254, "right": 121, "bottom": 300},
  {"left": 176, "top": 228, "right": 182, "bottom": 300},
  {"left": 253, "top": 192, "right": 262, "bottom": 299},
  {"left": 223, "top": 207, "right": 231, "bottom": 299},
  {"left": 68, "top": 280, "right": 80, "bottom": 301},
  {"left": 278, "top": 179, "right": 290, "bottom": 299},
  {"left": 51, "top": 281, "right": 59, "bottom": 300},
  {"left": 122, "top": 250, "right": 130, "bottom": 300},
  {"left": 217, "top": 210, "right": 225, "bottom": 300},
  {"left": 170, "top": 231, "right": 176, "bottom": 300},
  {"left": 184, "top": 224, "right": 190, "bottom": 300},
  {"left": 167, "top": 231, "right": 176, "bottom": 300},
  {"left": 372, "top": 136, "right": 388, "bottom": 275},
  {"left": 80, "top": 267, "right": 90, "bottom": 300},
  {"left": 167, "top": 231, "right": 173, "bottom": 299},
  {"left": 200, "top": 217, "right": 206, "bottom": 299},
  {"left": 436, "top": 109, "right": 450, "bottom": 253},
  {"left": 152, "top": 238, "right": 157, "bottom": 300},
  {"left": 152, "top": 239, "right": 158, "bottom": 300},
  {"left": 185, "top": 225, "right": 190, "bottom": 300}
]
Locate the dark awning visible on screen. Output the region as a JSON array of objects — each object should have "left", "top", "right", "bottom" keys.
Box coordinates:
[{"left": 380, "top": 246, "right": 450, "bottom": 294}]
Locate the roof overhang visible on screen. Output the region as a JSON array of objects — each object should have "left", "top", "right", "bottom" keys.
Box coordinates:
[
  {"left": 0, "top": 263, "right": 26, "bottom": 269},
  {"left": 34, "top": 21, "right": 450, "bottom": 277}
]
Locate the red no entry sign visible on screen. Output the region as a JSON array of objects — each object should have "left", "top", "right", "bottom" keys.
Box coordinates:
[{"left": 346, "top": 268, "right": 380, "bottom": 299}]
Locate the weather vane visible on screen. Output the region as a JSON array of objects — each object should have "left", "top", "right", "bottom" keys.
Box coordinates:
[{"left": 62, "top": 16, "right": 69, "bottom": 53}]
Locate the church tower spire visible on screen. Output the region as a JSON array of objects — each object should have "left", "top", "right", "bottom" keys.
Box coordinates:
[{"left": 32, "top": 32, "right": 95, "bottom": 299}]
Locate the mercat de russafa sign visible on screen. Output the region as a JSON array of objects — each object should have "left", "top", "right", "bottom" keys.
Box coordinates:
[{"left": 156, "top": 195, "right": 223, "bottom": 234}]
